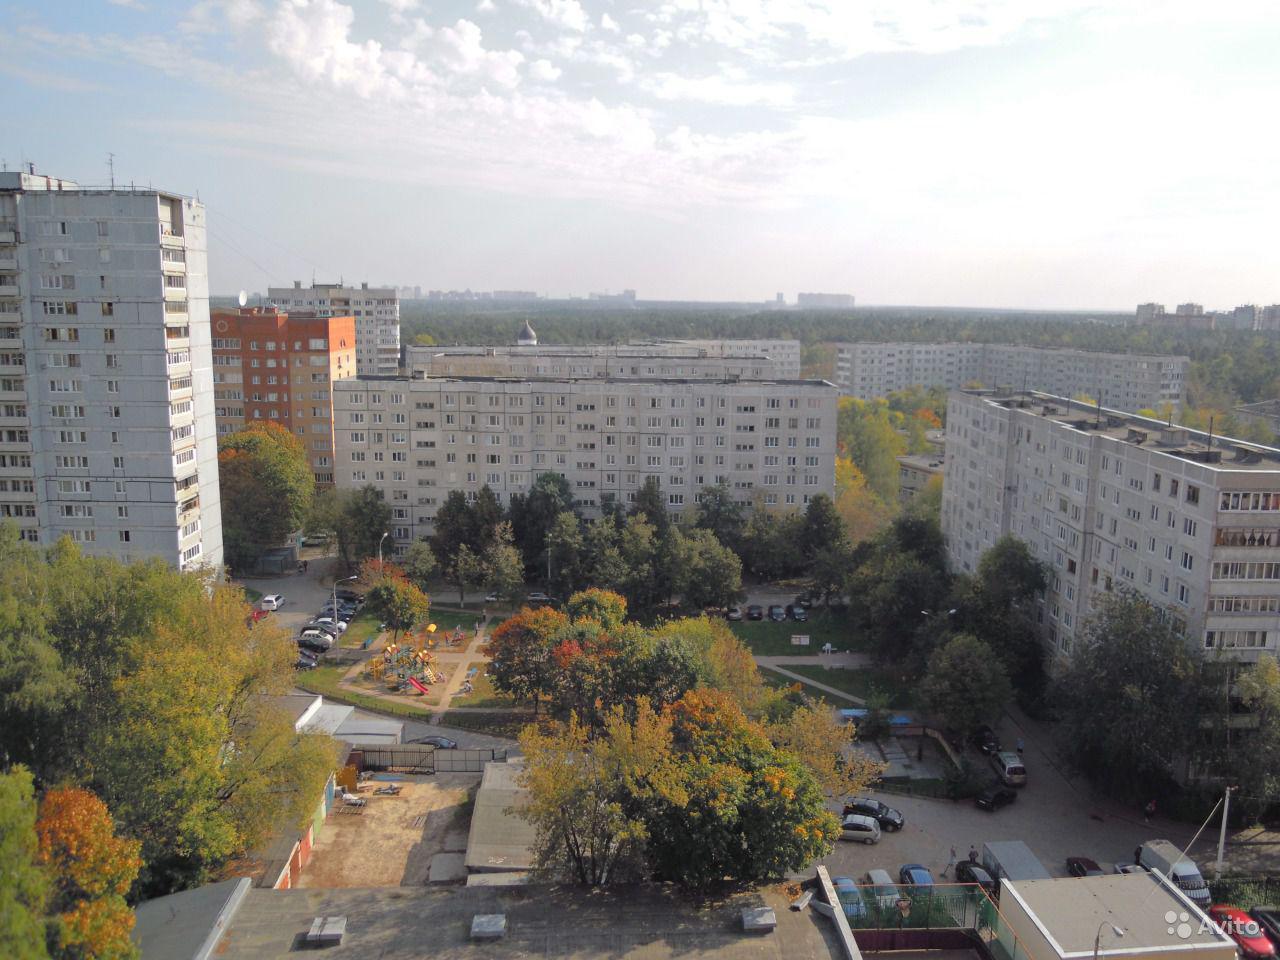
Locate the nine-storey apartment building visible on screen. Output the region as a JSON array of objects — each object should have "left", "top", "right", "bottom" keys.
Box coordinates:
[
  {"left": 835, "top": 342, "right": 1187, "bottom": 412},
  {"left": 0, "top": 170, "right": 222, "bottom": 570},
  {"left": 943, "top": 389, "right": 1280, "bottom": 667},
  {"left": 333, "top": 373, "right": 837, "bottom": 557}
]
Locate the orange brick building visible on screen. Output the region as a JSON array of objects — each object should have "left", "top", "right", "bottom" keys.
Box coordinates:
[{"left": 211, "top": 307, "right": 356, "bottom": 486}]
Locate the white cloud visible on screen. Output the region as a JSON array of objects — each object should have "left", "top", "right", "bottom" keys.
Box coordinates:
[
  {"left": 600, "top": 12, "right": 619, "bottom": 32},
  {"left": 380, "top": 0, "right": 419, "bottom": 11},
  {"left": 107, "top": 0, "right": 146, "bottom": 10},
  {"left": 476, "top": 0, "right": 495, "bottom": 10},
  {"left": 437, "top": 19, "right": 525, "bottom": 88},
  {"left": 528, "top": 58, "right": 561, "bottom": 81},
  {"left": 643, "top": 71, "right": 793, "bottom": 107},
  {"left": 514, "top": 0, "right": 589, "bottom": 32}
]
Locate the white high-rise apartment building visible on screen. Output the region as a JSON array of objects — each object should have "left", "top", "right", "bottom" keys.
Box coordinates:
[
  {"left": 268, "top": 281, "right": 399, "bottom": 375},
  {"left": 834, "top": 342, "right": 1187, "bottom": 412},
  {"left": 0, "top": 170, "right": 222, "bottom": 570},
  {"left": 332, "top": 374, "right": 837, "bottom": 556},
  {"left": 943, "top": 389, "right": 1280, "bottom": 667}
]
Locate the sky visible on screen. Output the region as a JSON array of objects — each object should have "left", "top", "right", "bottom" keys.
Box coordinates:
[{"left": 3, "top": 1, "right": 1280, "bottom": 309}]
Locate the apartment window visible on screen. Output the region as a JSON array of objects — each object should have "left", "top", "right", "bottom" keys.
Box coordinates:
[{"left": 1186, "top": 484, "right": 1199, "bottom": 505}]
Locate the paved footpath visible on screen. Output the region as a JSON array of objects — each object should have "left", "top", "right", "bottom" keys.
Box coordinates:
[{"left": 758, "top": 664, "right": 865, "bottom": 705}]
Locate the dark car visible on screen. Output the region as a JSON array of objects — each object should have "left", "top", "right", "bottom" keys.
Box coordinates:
[
  {"left": 297, "top": 634, "right": 331, "bottom": 655},
  {"left": 725, "top": 606, "right": 744, "bottom": 622},
  {"left": 787, "top": 604, "right": 809, "bottom": 622},
  {"left": 409, "top": 735, "right": 458, "bottom": 749},
  {"left": 969, "top": 725, "right": 1001, "bottom": 755},
  {"left": 954, "top": 861, "right": 996, "bottom": 894},
  {"left": 334, "top": 589, "right": 363, "bottom": 603},
  {"left": 794, "top": 593, "right": 813, "bottom": 607},
  {"left": 1067, "top": 857, "right": 1105, "bottom": 878},
  {"left": 746, "top": 604, "right": 764, "bottom": 620},
  {"left": 898, "top": 864, "right": 934, "bottom": 892},
  {"left": 1249, "top": 907, "right": 1280, "bottom": 949},
  {"left": 843, "top": 797, "right": 905, "bottom": 832},
  {"left": 767, "top": 604, "right": 786, "bottom": 622},
  {"left": 974, "top": 785, "right": 1018, "bottom": 811}
]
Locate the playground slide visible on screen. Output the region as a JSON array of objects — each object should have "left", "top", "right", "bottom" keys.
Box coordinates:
[{"left": 407, "top": 676, "right": 431, "bottom": 696}]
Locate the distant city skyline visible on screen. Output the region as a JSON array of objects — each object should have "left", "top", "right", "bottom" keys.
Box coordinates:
[{"left": 6, "top": 1, "right": 1280, "bottom": 308}]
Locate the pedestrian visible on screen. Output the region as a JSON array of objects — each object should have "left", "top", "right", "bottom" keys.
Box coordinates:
[
  {"left": 941, "top": 846, "right": 957, "bottom": 878},
  {"left": 1144, "top": 799, "right": 1156, "bottom": 823},
  {"left": 968, "top": 845, "right": 978, "bottom": 864},
  {"left": 1134, "top": 845, "right": 1142, "bottom": 866},
  {"left": 1016, "top": 737, "right": 1024, "bottom": 754},
  {"left": 303, "top": 560, "right": 309, "bottom": 573}
]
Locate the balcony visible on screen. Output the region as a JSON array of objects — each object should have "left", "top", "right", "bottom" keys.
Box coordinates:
[
  {"left": 1215, "top": 527, "right": 1280, "bottom": 548},
  {"left": 0, "top": 284, "right": 17, "bottom": 298},
  {"left": 0, "top": 257, "right": 16, "bottom": 271},
  {"left": 0, "top": 230, "right": 15, "bottom": 244}
]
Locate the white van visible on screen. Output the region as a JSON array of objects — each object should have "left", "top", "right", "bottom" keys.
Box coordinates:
[
  {"left": 1138, "top": 840, "right": 1211, "bottom": 908},
  {"left": 990, "top": 751, "right": 1027, "bottom": 787},
  {"left": 839, "top": 814, "right": 882, "bottom": 845}
]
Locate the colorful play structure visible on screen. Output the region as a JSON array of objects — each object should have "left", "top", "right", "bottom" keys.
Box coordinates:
[{"left": 378, "top": 639, "right": 443, "bottom": 695}]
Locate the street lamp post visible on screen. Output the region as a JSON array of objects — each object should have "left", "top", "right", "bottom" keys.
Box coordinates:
[
  {"left": 377, "top": 531, "right": 389, "bottom": 566},
  {"left": 1092, "top": 922, "right": 1124, "bottom": 960},
  {"left": 333, "top": 575, "right": 358, "bottom": 618}
]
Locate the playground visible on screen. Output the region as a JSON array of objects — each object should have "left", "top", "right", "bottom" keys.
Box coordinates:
[{"left": 345, "top": 621, "right": 481, "bottom": 708}]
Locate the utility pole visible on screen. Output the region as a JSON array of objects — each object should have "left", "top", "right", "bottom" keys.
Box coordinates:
[
  {"left": 107, "top": 152, "right": 115, "bottom": 189},
  {"left": 1215, "top": 785, "right": 1234, "bottom": 878}
]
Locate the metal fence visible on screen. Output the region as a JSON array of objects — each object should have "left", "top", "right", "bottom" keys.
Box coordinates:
[
  {"left": 351, "top": 745, "right": 508, "bottom": 774},
  {"left": 1208, "top": 875, "right": 1280, "bottom": 908}
]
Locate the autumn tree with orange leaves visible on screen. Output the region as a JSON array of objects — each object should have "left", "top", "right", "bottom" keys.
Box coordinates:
[{"left": 36, "top": 788, "right": 142, "bottom": 960}]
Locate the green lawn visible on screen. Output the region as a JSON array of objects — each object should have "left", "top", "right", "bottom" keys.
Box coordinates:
[
  {"left": 728, "top": 611, "right": 860, "bottom": 657},
  {"left": 295, "top": 665, "right": 439, "bottom": 720},
  {"left": 241, "top": 586, "right": 264, "bottom": 603},
  {"left": 427, "top": 608, "right": 483, "bottom": 633},
  {"left": 338, "top": 611, "right": 383, "bottom": 649},
  {"left": 437, "top": 710, "right": 536, "bottom": 740},
  {"left": 450, "top": 666, "right": 519, "bottom": 709},
  {"left": 760, "top": 668, "right": 841, "bottom": 705},
  {"left": 782, "top": 663, "right": 913, "bottom": 708}
]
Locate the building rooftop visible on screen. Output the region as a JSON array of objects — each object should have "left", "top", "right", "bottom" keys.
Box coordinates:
[
  {"left": 1005, "top": 872, "right": 1233, "bottom": 955},
  {"left": 341, "top": 374, "right": 835, "bottom": 388},
  {"left": 972, "top": 389, "right": 1280, "bottom": 472},
  {"left": 132, "top": 877, "right": 250, "bottom": 960},
  {"left": 839, "top": 341, "right": 1189, "bottom": 362},
  {"left": 213, "top": 884, "right": 843, "bottom": 959},
  {"left": 261, "top": 694, "right": 321, "bottom": 730},
  {"left": 897, "top": 454, "right": 945, "bottom": 472},
  {"left": 466, "top": 760, "right": 536, "bottom": 873}
]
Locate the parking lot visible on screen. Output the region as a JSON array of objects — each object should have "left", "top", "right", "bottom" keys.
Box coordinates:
[{"left": 816, "top": 713, "right": 1239, "bottom": 885}]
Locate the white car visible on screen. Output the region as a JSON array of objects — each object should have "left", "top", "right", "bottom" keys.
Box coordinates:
[
  {"left": 839, "top": 814, "right": 881, "bottom": 845},
  {"left": 862, "top": 869, "right": 900, "bottom": 910},
  {"left": 312, "top": 617, "right": 347, "bottom": 633},
  {"left": 260, "top": 594, "right": 285, "bottom": 611}
]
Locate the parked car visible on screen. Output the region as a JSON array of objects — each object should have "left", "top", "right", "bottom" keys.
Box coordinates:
[
  {"left": 1066, "top": 857, "right": 1104, "bottom": 878},
  {"left": 746, "top": 604, "right": 764, "bottom": 620},
  {"left": 954, "top": 861, "right": 996, "bottom": 894},
  {"left": 898, "top": 864, "right": 934, "bottom": 892},
  {"left": 725, "top": 605, "right": 743, "bottom": 621},
  {"left": 312, "top": 617, "right": 348, "bottom": 633},
  {"left": 767, "top": 604, "right": 786, "bottom": 622},
  {"left": 969, "top": 725, "right": 1000, "bottom": 755},
  {"left": 409, "top": 735, "right": 458, "bottom": 749},
  {"left": 861, "top": 869, "right": 899, "bottom": 911},
  {"left": 484, "top": 592, "right": 499, "bottom": 603},
  {"left": 260, "top": 594, "right": 285, "bottom": 611},
  {"left": 334, "top": 589, "right": 363, "bottom": 603},
  {"left": 1249, "top": 907, "right": 1280, "bottom": 949},
  {"left": 843, "top": 797, "right": 905, "bottom": 832},
  {"left": 305, "top": 622, "right": 341, "bottom": 640},
  {"left": 297, "top": 633, "right": 332, "bottom": 654},
  {"left": 787, "top": 604, "right": 808, "bottom": 622},
  {"left": 1113, "top": 862, "right": 1143, "bottom": 875},
  {"left": 990, "top": 750, "right": 1027, "bottom": 787},
  {"left": 526, "top": 592, "right": 553, "bottom": 605},
  {"left": 974, "top": 785, "right": 1018, "bottom": 811},
  {"left": 1209, "top": 905, "right": 1277, "bottom": 960},
  {"left": 831, "top": 877, "right": 868, "bottom": 920},
  {"left": 839, "top": 814, "right": 881, "bottom": 845},
  {"left": 794, "top": 593, "right": 813, "bottom": 607}
]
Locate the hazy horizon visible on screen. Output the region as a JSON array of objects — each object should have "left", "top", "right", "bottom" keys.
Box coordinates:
[{"left": 5, "top": 0, "right": 1280, "bottom": 310}]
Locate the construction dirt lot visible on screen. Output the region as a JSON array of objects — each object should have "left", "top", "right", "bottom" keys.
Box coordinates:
[{"left": 300, "top": 773, "right": 481, "bottom": 888}]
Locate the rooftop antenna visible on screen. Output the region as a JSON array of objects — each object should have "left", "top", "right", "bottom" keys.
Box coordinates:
[
  {"left": 107, "top": 152, "right": 115, "bottom": 189},
  {"left": 1095, "top": 388, "right": 1102, "bottom": 427},
  {"left": 1207, "top": 416, "right": 1215, "bottom": 451}
]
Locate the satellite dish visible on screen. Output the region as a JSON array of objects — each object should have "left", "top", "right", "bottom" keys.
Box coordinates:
[{"left": 237, "top": 290, "right": 248, "bottom": 307}]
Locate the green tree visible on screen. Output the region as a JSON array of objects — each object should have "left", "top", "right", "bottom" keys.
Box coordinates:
[
  {"left": 1229, "top": 655, "right": 1280, "bottom": 815},
  {"left": 510, "top": 473, "right": 575, "bottom": 571},
  {"left": 566, "top": 589, "right": 628, "bottom": 630},
  {"left": 676, "top": 528, "right": 743, "bottom": 611},
  {"left": 0, "top": 765, "right": 48, "bottom": 960},
  {"left": 431, "top": 491, "right": 472, "bottom": 567},
  {"left": 629, "top": 476, "right": 670, "bottom": 534},
  {"left": 581, "top": 516, "right": 629, "bottom": 592},
  {"left": 470, "top": 486, "right": 504, "bottom": 552},
  {"left": 1055, "top": 591, "right": 1203, "bottom": 800},
  {"left": 400, "top": 540, "right": 437, "bottom": 592},
  {"left": 837, "top": 397, "right": 906, "bottom": 502},
  {"left": 801, "top": 493, "right": 846, "bottom": 564},
  {"left": 482, "top": 523, "right": 525, "bottom": 606},
  {"left": 769, "top": 702, "right": 885, "bottom": 797},
  {"left": 546, "top": 511, "right": 584, "bottom": 600},
  {"left": 695, "top": 484, "right": 746, "bottom": 551},
  {"left": 918, "top": 634, "right": 1012, "bottom": 734},
  {"left": 217, "top": 422, "right": 316, "bottom": 570},
  {"left": 367, "top": 577, "right": 431, "bottom": 642},
  {"left": 334, "top": 485, "right": 391, "bottom": 569},
  {"left": 446, "top": 544, "right": 486, "bottom": 607},
  {"left": 616, "top": 516, "right": 660, "bottom": 615}
]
